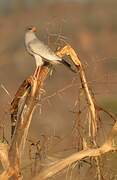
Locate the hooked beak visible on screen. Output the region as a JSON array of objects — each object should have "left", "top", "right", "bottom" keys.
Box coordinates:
[{"left": 31, "top": 26, "right": 37, "bottom": 32}]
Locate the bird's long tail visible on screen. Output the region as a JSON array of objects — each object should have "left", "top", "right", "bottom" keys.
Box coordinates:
[{"left": 61, "top": 59, "right": 77, "bottom": 73}]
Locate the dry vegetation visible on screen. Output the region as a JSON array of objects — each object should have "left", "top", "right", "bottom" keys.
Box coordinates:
[
  {"left": 0, "top": 1, "right": 117, "bottom": 180},
  {"left": 0, "top": 44, "right": 117, "bottom": 179}
]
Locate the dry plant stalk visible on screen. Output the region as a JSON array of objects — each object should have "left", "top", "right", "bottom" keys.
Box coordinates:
[
  {"left": 56, "top": 44, "right": 97, "bottom": 138},
  {"left": 0, "top": 44, "right": 117, "bottom": 180},
  {"left": 0, "top": 66, "right": 49, "bottom": 179},
  {"left": 0, "top": 142, "right": 9, "bottom": 170},
  {"left": 33, "top": 45, "right": 117, "bottom": 180},
  {"left": 34, "top": 110, "right": 117, "bottom": 180},
  {"left": 33, "top": 123, "right": 117, "bottom": 180}
]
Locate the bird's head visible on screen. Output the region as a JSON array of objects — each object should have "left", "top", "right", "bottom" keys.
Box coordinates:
[{"left": 26, "top": 26, "right": 37, "bottom": 33}]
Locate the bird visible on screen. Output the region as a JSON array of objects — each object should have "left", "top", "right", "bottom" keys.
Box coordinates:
[{"left": 25, "top": 26, "right": 76, "bottom": 73}]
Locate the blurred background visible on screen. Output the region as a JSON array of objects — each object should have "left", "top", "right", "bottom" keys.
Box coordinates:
[{"left": 0, "top": 0, "right": 117, "bottom": 179}]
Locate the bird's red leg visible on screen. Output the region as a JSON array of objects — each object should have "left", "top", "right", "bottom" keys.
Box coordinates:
[
  {"left": 28, "top": 66, "right": 41, "bottom": 86},
  {"left": 33, "top": 66, "right": 41, "bottom": 79}
]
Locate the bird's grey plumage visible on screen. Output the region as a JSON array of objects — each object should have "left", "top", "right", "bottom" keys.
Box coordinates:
[
  {"left": 25, "top": 27, "right": 76, "bottom": 72},
  {"left": 25, "top": 30, "right": 61, "bottom": 66}
]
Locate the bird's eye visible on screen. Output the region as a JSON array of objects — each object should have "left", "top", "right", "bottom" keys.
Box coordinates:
[
  {"left": 25, "top": 26, "right": 36, "bottom": 32},
  {"left": 28, "top": 27, "right": 32, "bottom": 31}
]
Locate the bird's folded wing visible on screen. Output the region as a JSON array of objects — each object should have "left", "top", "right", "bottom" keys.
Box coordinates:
[{"left": 28, "top": 39, "right": 61, "bottom": 61}]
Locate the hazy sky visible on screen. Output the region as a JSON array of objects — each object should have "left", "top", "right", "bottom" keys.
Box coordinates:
[{"left": 0, "top": 0, "right": 96, "bottom": 15}]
